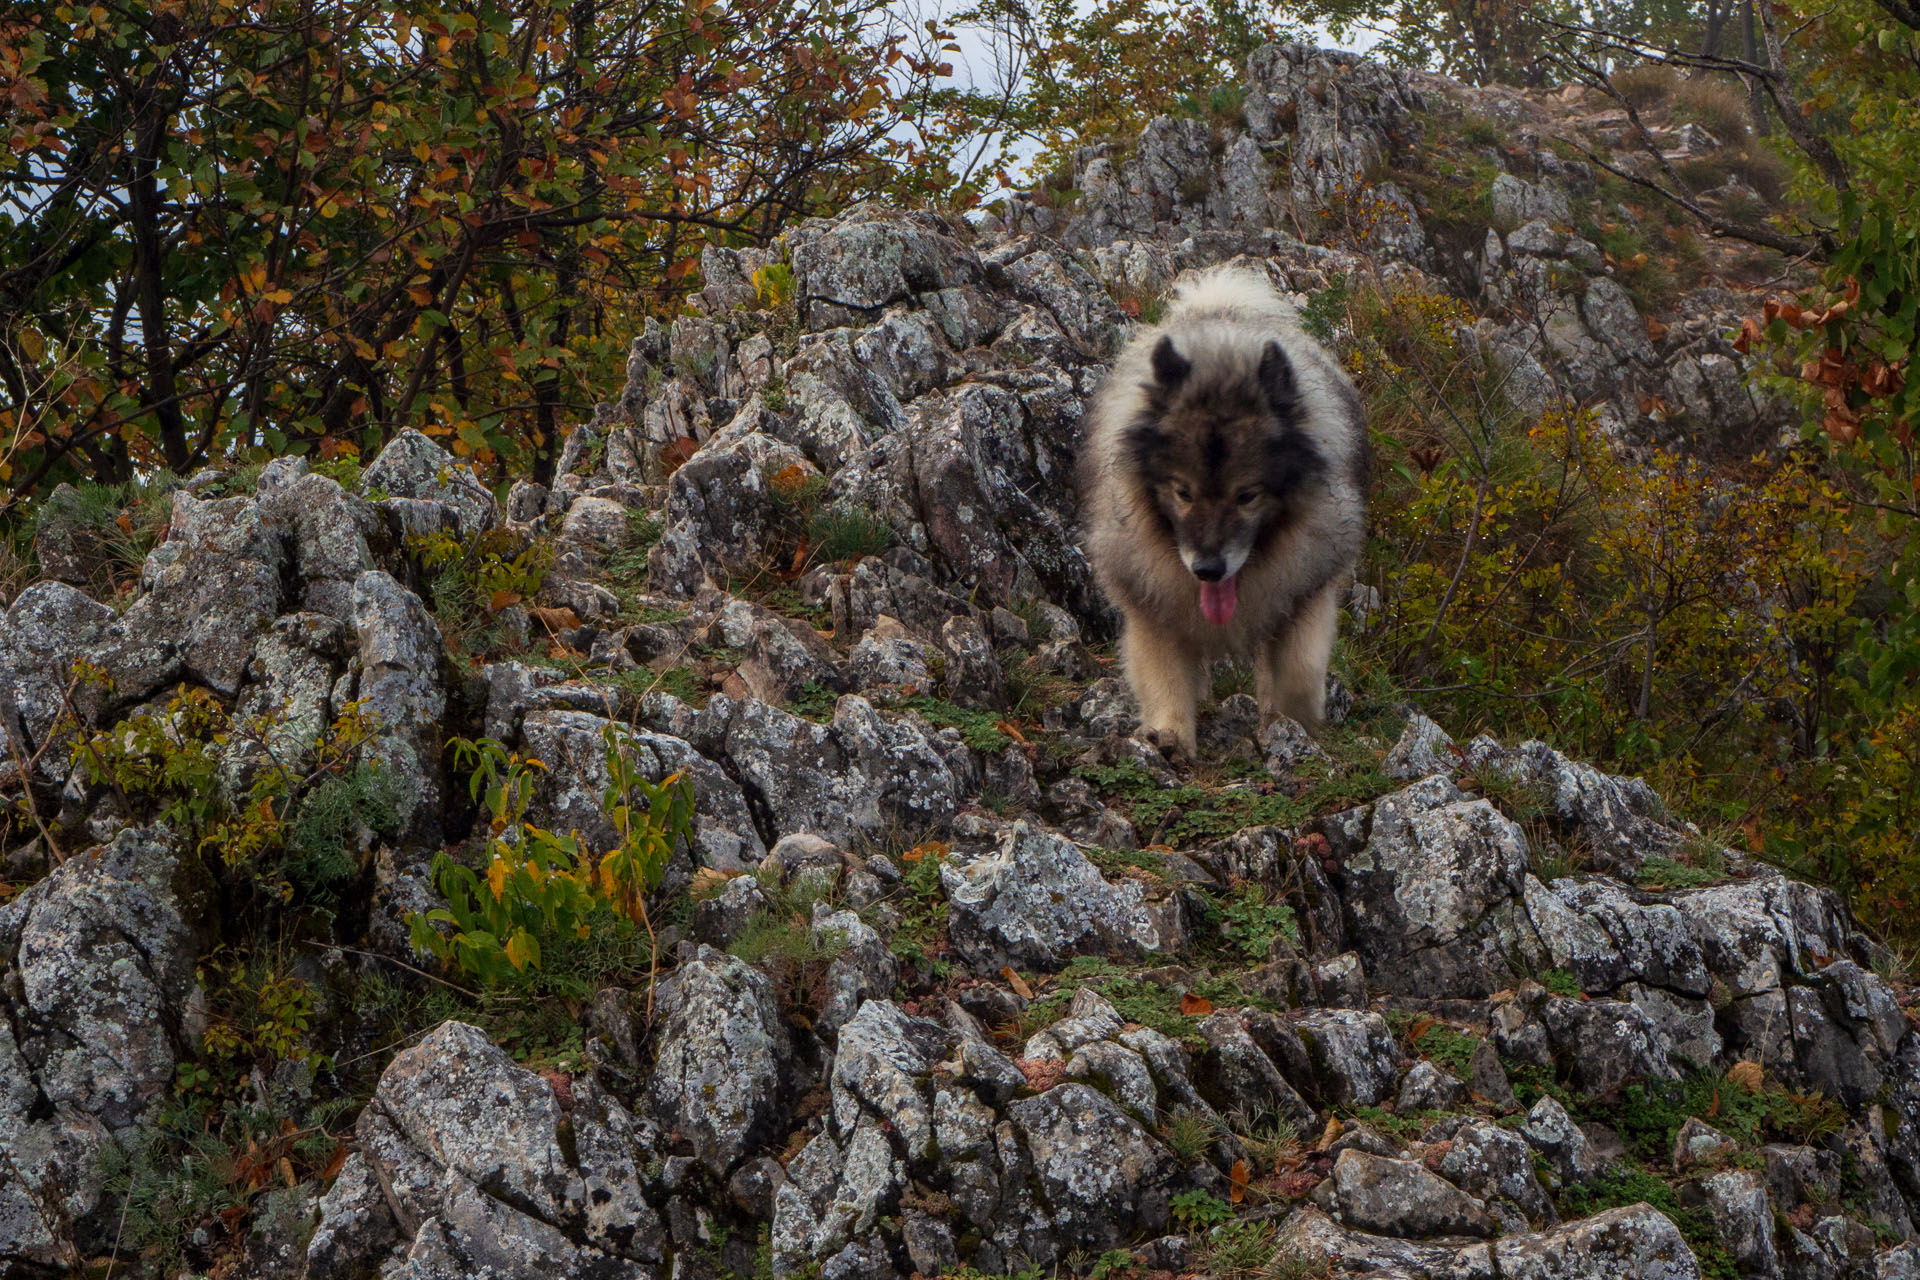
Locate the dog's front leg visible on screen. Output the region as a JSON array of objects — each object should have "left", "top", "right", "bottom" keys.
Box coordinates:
[
  {"left": 1258, "top": 582, "right": 1339, "bottom": 730},
  {"left": 1121, "top": 616, "right": 1203, "bottom": 758}
]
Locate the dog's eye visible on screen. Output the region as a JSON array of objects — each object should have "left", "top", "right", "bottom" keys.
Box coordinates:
[
  {"left": 1171, "top": 484, "right": 1193, "bottom": 503},
  {"left": 1236, "top": 488, "right": 1262, "bottom": 507}
]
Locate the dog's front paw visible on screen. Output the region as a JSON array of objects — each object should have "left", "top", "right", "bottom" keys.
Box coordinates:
[{"left": 1141, "top": 726, "right": 1196, "bottom": 766}]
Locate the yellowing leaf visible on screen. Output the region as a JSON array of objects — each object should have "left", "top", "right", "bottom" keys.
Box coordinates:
[{"left": 504, "top": 929, "right": 538, "bottom": 971}]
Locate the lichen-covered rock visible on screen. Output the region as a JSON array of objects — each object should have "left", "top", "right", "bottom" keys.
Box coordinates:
[
  {"left": 520, "top": 709, "right": 765, "bottom": 873},
  {"left": 648, "top": 948, "right": 790, "bottom": 1177},
  {"left": 1522, "top": 1095, "right": 1606, "bottom": 1185},
  {"left": 1463, "top": 737, "right": 1683, "bottom": 876},
  {"left": 309, "top": 1021, "right": 664, "bottom": 1278},
  {"left": 1385, "top": 712, "right": 1457, "bottom": 780},
  {"left": 0, "top": 581, "right": 116, "bottom": 781},
  {"left": 1008, "top": 1083, "right": 1179, "bottom": 1252},
  {"left": 352, "top": 569, "right": 444, "bottom": 847},
  {"left": 1293, "top": 1009, "right": 1400, "bottom": 1107},
  {"left": 1328, "top": 1149, "right": 1498, "bottom": 1238},
  {"left": 0, "top": 827, "right": 203, "bottom": 1272},
  {"left": 1398, "top": 1059, "right": 1469, "bottom": 1112},
  {"left": 1459, "top": 1202, "right": 1704, "bottom": 1277},
  {"left": 1439, "top": 1120, "right": 1556, "bottom": 1226},
  {"left": 1340, "top": 777, "right": 1548, "bottom": 998},
  {"left": 941, "top": 821, "right": 1162, "bottom": 971},
  {"left": 665, "top": 693, "right": 959, "bottom": 850},
  {"left": 85, "top": 490, "right": 287, "bottom": 707},
  {"left": 362, "top": 429, "right": 499, "bottom": 536}
]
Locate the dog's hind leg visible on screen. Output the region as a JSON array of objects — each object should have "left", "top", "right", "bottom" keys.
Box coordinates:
[
  {"left": 1259, "top": 581, "right": 1339, "bottom": 729},
  {"left": 1121, "top": 616, "right": 1203, "bottom": 758}
]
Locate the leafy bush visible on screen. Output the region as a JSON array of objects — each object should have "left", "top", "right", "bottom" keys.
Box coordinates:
[
  {"left": 1341, "top": 280, "right": 1918, "bottom": 939},
  {"left": 410, "top": 728, "right": 695, "bottom": 993},
  {"left": 71, "top": 681, "right": 394, "bottom": 912}
]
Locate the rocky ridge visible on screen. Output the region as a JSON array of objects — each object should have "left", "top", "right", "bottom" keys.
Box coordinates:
[{"left": 0, "top": 40, "right": 1910, "bottom": 1280}]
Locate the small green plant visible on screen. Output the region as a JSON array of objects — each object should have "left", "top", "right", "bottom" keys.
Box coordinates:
[
  {"left": 1406, "top": 1017, "right": 1481, "bottom": 1076},
  {"left": 410, "top": 727, "right": 695, "bottom": 999},
  {"left": 808, "top": 502, "right": 894, "bottom": 562},
  {"left": 1636, "top": 855, "right": 1725, "bottom": 890},
  {"left": 1195, "top": 1217, "right": 1277, "bottom": 1279},
  {"left": 408, "top": 527, "right": 553, "bottom": 651},
  {"left": 751, "top": 261, "right": 795, "bottom": 309},
  {"left": 1159, "top": 1105, "right": 1219, "bottom": 1161},
  {"left": 1218, "top": 881, "right": 1300, "bottom": 961},
  {"left": 1169, "top": 1187, "right": 1232, "bottom": 1231},
  {"left": 906, "top": 696, "right": 1011, "bottom": 752},
  {"left": 1539, "top": 968, "right": 1582, "bottom": 997},
  {"left": 787, "top": 681, "right": 840, "bottom": 722},
  {"left": 72, "top": 677, "right": 392, "bottom": 910},
  {"left": 886, "top": 849, "right": 952, "bottom": 966}
]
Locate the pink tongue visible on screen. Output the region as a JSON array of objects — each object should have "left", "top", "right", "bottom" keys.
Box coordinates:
[{"left": 1199, "top": 574, "right": 1238, "bottom": 626}]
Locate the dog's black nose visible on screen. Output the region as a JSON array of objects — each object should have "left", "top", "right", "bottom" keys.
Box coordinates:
[{"left": 1192, "top": 558, "right": 1227, "bottom": 582}]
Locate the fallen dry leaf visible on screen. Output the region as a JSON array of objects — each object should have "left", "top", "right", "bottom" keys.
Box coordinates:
[
  {"left": 1316, "top": 1115, "right": 1344, "bottom": 1151},
  {"left": 1180, "top": 991, "right": 1213, "bottom": 1016},
  {"left": 1001, "top": 966, "right": 1034, "bottom": 1000},
  {"left": 1228, "top": 1158, "right": 1250, "bottom": 1203},
  {"left": 529, "top": 604, "right": 580, "bottom": 632}
]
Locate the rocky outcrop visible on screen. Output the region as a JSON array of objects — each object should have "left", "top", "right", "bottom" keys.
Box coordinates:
[{"left": 0, "top": 34, "right": 1901, "bottom": 1280}]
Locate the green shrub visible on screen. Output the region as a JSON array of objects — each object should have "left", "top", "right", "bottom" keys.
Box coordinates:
[{"left": 410, "top": 728, "right": 695, "bottom": 991}]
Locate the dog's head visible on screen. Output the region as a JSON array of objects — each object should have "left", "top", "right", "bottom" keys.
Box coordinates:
[{"left": 1123, "top": 335, "right": 1326, "bottom": 625}]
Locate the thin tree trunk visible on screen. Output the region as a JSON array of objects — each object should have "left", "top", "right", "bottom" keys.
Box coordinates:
[{"left": 1740, "top": 0, "right": 1771, "bottom": 136}]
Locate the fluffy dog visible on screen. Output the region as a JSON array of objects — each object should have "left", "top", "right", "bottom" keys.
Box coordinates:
[{"left": 1079, "top": 266, "right": 1368, "bottom": 756}]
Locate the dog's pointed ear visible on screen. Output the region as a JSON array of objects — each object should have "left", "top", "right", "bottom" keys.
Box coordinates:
[
  {"left": 1151, "top": 335, "right": 1191, "bottom": 388},
  {"left": 1259, "top": 340, "right": 1297, "bottom": 417}
]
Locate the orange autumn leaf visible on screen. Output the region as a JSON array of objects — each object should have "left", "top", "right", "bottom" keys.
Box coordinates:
[
  {"left": 1001, "top": 966, "right": 1034, "bottom": 1000},
  {"left": 1179, "top": 992, "right": 1213, "bottom": 1016},
  {"left": 1228, "top": 1158, "right": 1251, "bottom": 1202},
  {"left": 488, "top": 588, "right": 523, "bottom": 613},
  {"left": 900, "top": 839, "right": 949, "bottom": 863},
  {"left": 529, "top": 604, "right": 580, "bottom": 632}
]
